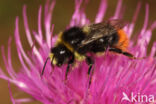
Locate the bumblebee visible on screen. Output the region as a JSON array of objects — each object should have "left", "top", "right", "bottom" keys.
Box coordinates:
[{"left": 41, "top": 19, "right": 135, "bottom": 84}]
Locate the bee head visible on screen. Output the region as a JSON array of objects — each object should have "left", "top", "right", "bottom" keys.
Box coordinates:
[{"left": 51, "top": 44, "right": 73, "bottom": 67}]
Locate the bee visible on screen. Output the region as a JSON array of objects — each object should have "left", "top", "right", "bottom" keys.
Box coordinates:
[{"left": 41, "top": 19, "right": 135, "bottom": 84}]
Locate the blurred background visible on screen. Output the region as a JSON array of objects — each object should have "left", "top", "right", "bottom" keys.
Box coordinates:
[{"left": 0, "top": 0, "right": 156, "bottom": 103}]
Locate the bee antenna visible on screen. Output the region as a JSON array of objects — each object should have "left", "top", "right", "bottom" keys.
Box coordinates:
[{"left": 41, "top": 57, "right": 50, "bottom": 76}]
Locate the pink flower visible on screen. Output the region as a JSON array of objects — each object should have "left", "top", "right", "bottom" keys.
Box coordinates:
[{"left": 0, "top": 0, "right": 156, "bottom": 104}]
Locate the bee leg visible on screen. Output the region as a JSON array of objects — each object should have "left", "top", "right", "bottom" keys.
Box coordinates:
[
  {"left": 86, "top": 56, "right": 94, "bottom": 87},
  {"left": 65, "top": 64, "right": 70, "bottom": 81},
  {"left": 109, "top": 48, "right": 136, "bottom": 59},
  {"left": 65, "top": 56, "right": 75, "bottom": 81}
]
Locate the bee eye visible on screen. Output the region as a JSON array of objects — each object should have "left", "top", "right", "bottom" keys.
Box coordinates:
[{"left": 60, "top": 50, "right": 65, "bottom": 54}]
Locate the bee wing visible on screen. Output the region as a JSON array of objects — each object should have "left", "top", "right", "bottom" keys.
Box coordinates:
[
  {"left": 80, "top": 33, "right": 105, "bottom": 46},
  {"left": 80, "top": 19, "right": 127, "bottom": 46}
]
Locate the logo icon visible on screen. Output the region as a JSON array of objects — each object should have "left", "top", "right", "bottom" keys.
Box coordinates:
[{"left": 121, "top": 92, "right": 131, "bottom": 102}]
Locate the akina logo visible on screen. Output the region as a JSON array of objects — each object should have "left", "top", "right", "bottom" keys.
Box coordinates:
[{"left": 121, "top": 92, "right": 155, "bottom": 103}]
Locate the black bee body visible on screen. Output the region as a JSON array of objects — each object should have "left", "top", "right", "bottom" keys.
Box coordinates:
[
  {"left": 51, "top": 27, "right": 87, "bottom": 67},
  {"left": 78, "top": 33, "right": 119, "bottom": 54},
  {"left": 62, "top": 27, "right": 86, "bottom": 50},
  {"left": 42, "top": 20, "right": 135, "bottom": 85},
  {"left": 77, "top": 23, "right": 119, "bottom": 54}
]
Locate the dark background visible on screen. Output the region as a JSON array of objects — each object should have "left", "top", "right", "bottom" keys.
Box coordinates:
[{"left": 0, "top": 0, "right": 156, "bottom": 103}]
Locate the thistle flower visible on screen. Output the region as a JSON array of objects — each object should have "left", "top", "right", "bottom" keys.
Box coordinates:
[{"left": 0, "top": 0, "right": 156, "bottom": 104}]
